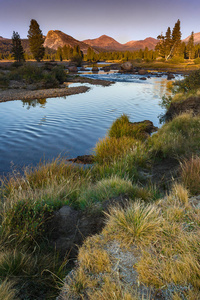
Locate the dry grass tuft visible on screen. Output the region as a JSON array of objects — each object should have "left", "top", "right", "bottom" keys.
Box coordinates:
[
  {"left": 0, "top": 280, "right": 18, "bottom": 300},
  {"left": 104, "top": 201, "right": 162, "bottom": 247},
  {"left": 180, "top": 155, "right": 200, "bottom": 195}
]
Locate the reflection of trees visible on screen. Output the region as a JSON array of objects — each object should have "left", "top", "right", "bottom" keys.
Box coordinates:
[
  {"left": 22, "top": 98, "right": 47, "bottom": 109},
  {"left": 152, "top": 78, "right": 173, "bottom": 99}
]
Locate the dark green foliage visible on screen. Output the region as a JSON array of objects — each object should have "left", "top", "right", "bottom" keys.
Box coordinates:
[
  {"left": 70, "top": 45, "right": 83, "bottom": 66},
  {"left": 27, "top": 19, "right": 45, "bottom": 62},
  {"left": 11, "top": 31, "right": 25, "bottom": 62},
  {"left": 4, "top": 199, "right": 54, "bottom": 242},
  {"left": 174, "top": 69, "right": 200, "bottom": 93},
  {"left": 156, "top": 19, "right": 183, "bottom": 60},
  {"left": 186, "top": 32, "right": 195, "bottom": 59}
]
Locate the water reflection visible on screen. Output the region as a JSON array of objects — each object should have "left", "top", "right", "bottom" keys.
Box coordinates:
[{"left": 22, "top": 98, "right": 47, "bottom": 109}]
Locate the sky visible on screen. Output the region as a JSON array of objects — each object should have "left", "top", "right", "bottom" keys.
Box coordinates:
[{"left": 0, "top": 0, "right": 200, "bottom": 43}]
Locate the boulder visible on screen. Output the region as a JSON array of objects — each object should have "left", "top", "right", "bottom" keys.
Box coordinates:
[
  {"left": 92, "top": 66, "right": 99, "bottom": 72},
  {"left": 121, "top": 61, "right": 133, "bottom": 72},
  {"left": 138, "top": 69, "right": 147, "bottom": 75},
  {"left": 68, "top": 66, "right": 78, "bottom": 73},
  {"left": 167, "top": 73, "right": 175, "bottom": 80},
  {"left": 140, "top": 77, "right": 147, "bottom": 80}
]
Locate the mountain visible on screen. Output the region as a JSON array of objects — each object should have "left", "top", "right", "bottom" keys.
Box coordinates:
[
  {"left": 124, "top": 37, "right": 158, "bottom": 51},
  {"left": 83, "top": 35, "right": 125, "bottom": 51},
  {"left": 44, "top": 30, "right": 93, "bottom": 54},
  {"left": 83, "top": 35, "right": 158, "bottom": 51},
  {"left": 183, "top": 32, "right": 200, "bottom": 44}
]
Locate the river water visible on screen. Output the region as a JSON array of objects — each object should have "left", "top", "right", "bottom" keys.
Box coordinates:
[{"left": 0, "top": 69, "right": 181, "bottom": 177}]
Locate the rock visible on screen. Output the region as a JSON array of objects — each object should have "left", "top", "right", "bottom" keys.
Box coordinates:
[
  {"left": 131, "top": 120, "right": 158, "bottom": 135},
  {"left": 167, "top": 73, "right": 175, "bottom": 80},
  {"left": 92, "top": 66, "right": 99, "bottom": 72},
  {"left": 67, "top": 155, "right": 94, "bottom": 164},
  {"left": 138, "top": 69, "right": 147, "bottom": 75},
  {"left": 80, "top": 67, "right": 87, "bottom": 71},
  {"left": 68, "top": 66, "right": 78, "bottom": 73},
  {"left": 165, "top": 96, "right": 200, "bottom": 121},
  {"left": 121, "top": 61, "right": 133, "bottom": 72},
  {"left": 102, "top": 66, "right": 110, "bottom": 72},
  {"left": 140, "top": 77, "right": 147, "bottom": 80}
]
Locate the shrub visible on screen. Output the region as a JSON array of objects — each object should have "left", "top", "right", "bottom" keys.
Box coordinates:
[
  {"left": 194, "top": 57, "right": 200, "bottom": 65},
  {"left": 173, "top": 69, "right": 200, "bottom": 93},
  {"left": 168, "top": 56, "right": 185, "bottom": 64}
]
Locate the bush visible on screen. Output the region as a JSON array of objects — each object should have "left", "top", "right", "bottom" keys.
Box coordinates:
[
  {"left": 168, "top": 56, "right": 185, "bottom": 64},
  {"left": 194, "top": 57, "right": 200, "bottom": 65},
  {"left": 173, "top": 69, "right": 200, "bottom": 93},
  {"left": 52, "top": 65, "right": 67, "bottom": 84}
]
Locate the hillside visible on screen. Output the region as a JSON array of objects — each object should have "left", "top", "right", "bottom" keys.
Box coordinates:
[
  {"left": 124, "top": 37, "right": 158, "bottom": 51},
  {"left": 183, "top": 32, "right": 200, "bottom": 44},
  {"left": 44, "top": 30, "right": 93, "bottom": 54}
]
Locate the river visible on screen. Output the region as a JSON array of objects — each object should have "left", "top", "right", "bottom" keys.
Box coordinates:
[{"left": 0, "top": 68, "right": 182, "bottom": 176}]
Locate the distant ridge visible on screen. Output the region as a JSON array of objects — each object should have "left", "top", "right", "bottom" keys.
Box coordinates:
[
  {"left": 83, "top": 35, "right": 125, "bottom": 51},
  {"left": 83, "top": 35, "right": 158, "bottom": 51}
]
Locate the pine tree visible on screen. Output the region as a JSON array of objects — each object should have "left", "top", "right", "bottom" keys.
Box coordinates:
[
  {"left": 27, "top": 19, "right": 45, "bottom": 62},
  {"left": 187, "top": 32, "right": 195, "bottom": 59},
  {"left": 164, "top": 27, "right": 172, "bottom": 59},
  {"left": 12, "top": 31, "right": 25, "bottom": 62},
  {"left": 172, "top": 19, "right": 182, "bottom": 56}
]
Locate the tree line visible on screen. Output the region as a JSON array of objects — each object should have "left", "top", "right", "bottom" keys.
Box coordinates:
[
  {"left": 1, "top": 19, "right": 200, "bottom": 63},
  {"left": 156, "top": 19, "right": 197, "bottom": 60}
]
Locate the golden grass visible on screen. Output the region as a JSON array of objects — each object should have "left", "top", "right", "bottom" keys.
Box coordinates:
[
  {"left": 104, "top": 201, "right": 163, "bottom": 247},
  {"left": 0, "top": 280, "right": 18, "bottom": 300},
  {"left": 94, "top": 136, "right": 137, "bottom": 164},
  {"left": 149, "top": 113, "right": 200, "bottom": 157},
  {"left": 180, "top": 155, "right": 200, "bottom": 195}
]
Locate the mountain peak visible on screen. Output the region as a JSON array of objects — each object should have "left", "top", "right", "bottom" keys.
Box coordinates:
[{"left": 44, "top": 30, "right": 91, "bottom": 53}]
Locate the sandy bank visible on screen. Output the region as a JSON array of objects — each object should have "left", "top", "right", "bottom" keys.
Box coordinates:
[{"left": 0, "top": 86, "right": 90, "bottom": 102}]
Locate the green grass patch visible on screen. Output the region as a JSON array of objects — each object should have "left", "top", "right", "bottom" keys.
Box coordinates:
[{"left": 149, "top": 113, "right": 200, "bottom": 158}]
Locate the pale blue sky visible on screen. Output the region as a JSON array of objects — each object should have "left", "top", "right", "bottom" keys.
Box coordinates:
[{"left": 0, "top": 0, "right": 199, "bottom": 43}]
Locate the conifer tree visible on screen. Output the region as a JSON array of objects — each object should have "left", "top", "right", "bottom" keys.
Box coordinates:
[
  {"left": 187, "top": 32, "right": 195, "bottom": 59},
  {"left": 164, "top": 27, "right": 172, "bottom": 59},
  {"left": 12, "top": 31, "right": 25, "bottom": 62},
  {"left": 27, "top": 19, "right": 45, "bottom": 62},
  {"left": 172, "top": 19, "right": 182, "bottom": 56}
]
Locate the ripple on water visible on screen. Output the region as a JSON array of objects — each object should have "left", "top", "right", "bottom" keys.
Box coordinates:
[{"left": 0, "top": 74, "right": 182, "bottom": 176}]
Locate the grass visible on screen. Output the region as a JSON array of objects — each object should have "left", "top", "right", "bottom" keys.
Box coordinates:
[
  {"left": 180, "top": 155, "right": 200, "bottom": 195},
  {"left": 148, "top": 113, "right": 200, "bottom": 158},
  {"left": 103, "top": 201, "right": 163, "bottom": 247},
  {"left": 0, "top": 280, "right": 17, "bottom": 300},
  {"left": 0, "top": 105, "right": 200, "bottom": 298},
  {"left": 63, "top": 184, "right": 200, "bottom": 299},
  {"left": 77, "top": 176, "right": 135, "bottom": 210}
]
